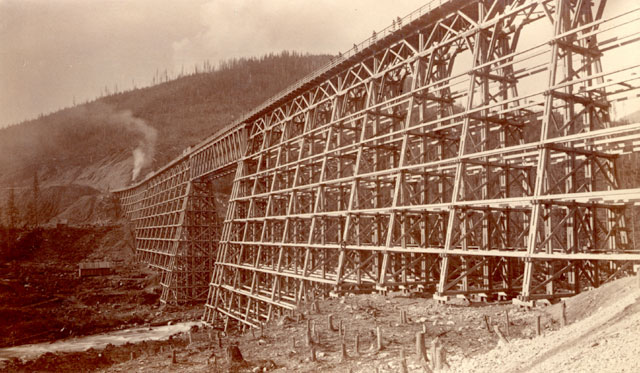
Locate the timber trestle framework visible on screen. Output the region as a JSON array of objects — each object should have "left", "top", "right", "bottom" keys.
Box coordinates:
[
  {"left": 115, "top": 0, "right": 640, "bottom": 326},
  {"left": 116, "top": 125, "right": 245, "bottom": 303}
]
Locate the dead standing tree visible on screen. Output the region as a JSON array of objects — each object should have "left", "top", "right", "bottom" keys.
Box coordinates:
[
  {"left": 6, "top": 187, "right": 18, "bottom": 229},
  {"left": 30, "top": 172, "right": 40, "bottom": 228}
]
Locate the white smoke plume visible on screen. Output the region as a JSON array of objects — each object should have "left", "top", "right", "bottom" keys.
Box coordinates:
[
  {"left": 119, "top": 112, "right": 157, "bottom": 181},
  {"left": 87, "top": 103, "right": 158, "bottom": 181},
  {"left": 132, "top": 147, "right": 146, "bottom": 180}
]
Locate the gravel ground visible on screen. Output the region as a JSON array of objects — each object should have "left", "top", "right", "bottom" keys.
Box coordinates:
[{"left": 450, "top": 276, "right": 640, "bottom": 373}]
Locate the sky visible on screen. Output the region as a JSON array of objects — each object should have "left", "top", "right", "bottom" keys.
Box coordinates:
[
  {"left": 1, "top": 0, "right": 638, "bottom": 128},
  {"left": 0, "top": 0, "right": 428, "bottom": 127}
]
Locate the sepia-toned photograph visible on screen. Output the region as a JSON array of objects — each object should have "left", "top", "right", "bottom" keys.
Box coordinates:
[{"left": 1, "top": 0, "right": 640, "bottom": 371}]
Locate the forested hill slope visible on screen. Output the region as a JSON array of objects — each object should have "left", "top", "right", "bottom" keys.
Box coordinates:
[{"left": 0, "top": 52, "right": 332, "bottom": 225}]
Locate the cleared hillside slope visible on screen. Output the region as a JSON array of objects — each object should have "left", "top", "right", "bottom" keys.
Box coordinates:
[{"left": 0, "top": 52, "right": 332, "bottom": 225}]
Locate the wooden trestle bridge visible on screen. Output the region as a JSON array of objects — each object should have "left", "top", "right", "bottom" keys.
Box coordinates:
[{"left": 115, "top": 0, "right": 640, "bottom": 329}]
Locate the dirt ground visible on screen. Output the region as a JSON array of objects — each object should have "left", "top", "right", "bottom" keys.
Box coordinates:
[
  {"left": 1, "top": 289, "right": 557, "bottom": 372},
  {"left": 2, "top": 226, "right": 638, "bottom": 372},
  {"left": 5, "top": 275, "right": 639, "bottom": 373},
  {"left": 0, "top": 225, "right": 201, "bottom": 349}
]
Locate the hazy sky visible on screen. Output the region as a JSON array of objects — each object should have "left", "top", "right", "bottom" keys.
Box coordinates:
[{"left": 0, "top": 0, "right": 427, "bottom": 127}]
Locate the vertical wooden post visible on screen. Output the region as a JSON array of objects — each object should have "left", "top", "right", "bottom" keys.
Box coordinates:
[
  {"left": 376, "top": 326, "right": 383, "bottom": 351},
  {"left": 341, "top": 340, "right": 347, "bottom": 361},
  {"left": 561, "top": 301, "right": 567, "bottom": 327},
  {"left": 217, "top": 331, "right": 223, "bottom": 348},
  {"left": 291, "top": 337, "right": 296, "bottom": 350},
  {"left": 484, "top": 315, "right": 491, "bottom": 332},
  {"left": 171, "top": 349, "right": 177, "bottom": 364},
  {"left": 536, "top": 315, "right": 541, "bottom": 336}
]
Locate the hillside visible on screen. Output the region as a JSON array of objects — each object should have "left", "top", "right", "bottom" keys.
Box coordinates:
[{"left": 0, "top": 52, "right": 332, "bottom": 226}]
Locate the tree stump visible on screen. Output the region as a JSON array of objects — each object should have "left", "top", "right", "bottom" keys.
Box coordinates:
[
  {"left": 484, "top": 315, "right": 491, "bottom": 332},
  {"left": 328, "top": 314, "right": 338, "bottom": 331},
  {"left": 310, "top": 345, "right": 316, "bottom": 362},
  {"left": 400, "top": 349, "right": 408, "bottom": 373},
  {"left": 306, "top": 319, "right": 312, "bottom": 346},
  {"left": 416, "top": 331, "right": 427, "bottom": 362},
  {"left": 435, "top": 346, "right": 447, "bottom": 370},
  {"left": 225, "top": 345, "right": 245, "bottom": 364},
  {"left": 505, "top": 310, "right": 510, "bottom": 337}
]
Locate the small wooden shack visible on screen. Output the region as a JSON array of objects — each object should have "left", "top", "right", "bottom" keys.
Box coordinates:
[{"left": 78, "top": 261, "right": 113, "bottom": 277}]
